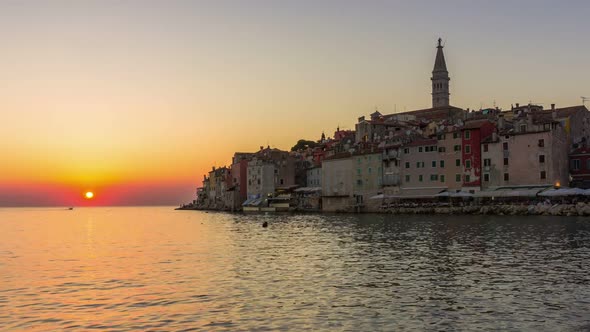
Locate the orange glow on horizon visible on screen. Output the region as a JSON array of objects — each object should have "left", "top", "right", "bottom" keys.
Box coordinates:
[{"left": 85, "top": 191, "right": 94, "bottom": 199}]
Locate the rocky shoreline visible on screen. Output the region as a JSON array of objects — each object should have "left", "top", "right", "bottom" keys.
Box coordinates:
[
  {"left": 383, "top": 202, "right": 590, "bottom": 216},
  {"left": 177, "top": 202, "right": 590, "bottom": 216}
]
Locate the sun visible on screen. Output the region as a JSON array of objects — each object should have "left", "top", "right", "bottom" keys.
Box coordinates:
[{"left": 85, "top": 191, "right": 94, "bottom": 199}]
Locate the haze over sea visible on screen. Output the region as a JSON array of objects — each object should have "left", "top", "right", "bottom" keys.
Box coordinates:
[{"left": 1, "top": 207, "right": 589, "bottom": 330}]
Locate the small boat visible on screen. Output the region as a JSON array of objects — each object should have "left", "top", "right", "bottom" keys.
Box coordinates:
[{"left": 67, "top": 207, "right": 74, "bottom": 210}]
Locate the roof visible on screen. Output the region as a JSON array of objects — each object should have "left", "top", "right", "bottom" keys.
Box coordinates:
[
  {"left": 433, "top": 42, "right": 447, "bottom": 72},
  {"left": 570, "top": 146, "right": 590, "bottom": 156},
  {"left": 404, "top": 139, "right": 437, "bottom": 147},
  {"left": 554, "top": 105, "right": 588, "bottom": 117},
  {"left": 463, "top": 119, "right": 494, "bottom": 129}
]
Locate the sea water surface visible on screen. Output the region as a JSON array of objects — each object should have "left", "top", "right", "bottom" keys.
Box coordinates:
[{"left": 1, "top": 207, "right": 589, "bottom": 331}]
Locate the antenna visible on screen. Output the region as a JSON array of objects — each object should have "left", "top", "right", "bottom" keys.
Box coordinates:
[{"left": 582, "top": 96, "right": 589, "bottom": 106}]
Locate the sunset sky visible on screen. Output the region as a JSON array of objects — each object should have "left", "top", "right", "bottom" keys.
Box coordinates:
[{"left": 1, "top": 1, "right": 589, "bottom": 206}]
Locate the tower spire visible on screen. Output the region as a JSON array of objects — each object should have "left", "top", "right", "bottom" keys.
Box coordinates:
[{"left": 431, "top": 38, "right": 450, "bottom": 108}]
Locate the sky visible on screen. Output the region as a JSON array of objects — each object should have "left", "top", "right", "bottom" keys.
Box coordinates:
[{"left": 0, "top": 0, "right": 589, "bottom": 206}]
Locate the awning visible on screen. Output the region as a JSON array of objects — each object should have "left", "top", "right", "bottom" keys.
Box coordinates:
[
  {"left": 242, "top": 197, "right": 264, "bottom": 206},
  {"left": 294, "top": 187, "right": 322, "bottom": 193},
  {"left": 398, "top": 187, "right": 446, "bottom": 198},
  {"left": 501, "top": 188, "right": 544, "bottom": 197},
  {"left": 539, "top": 188, "right": 574, "bottom": 197},
  {"left": 474, "top": 189, "right": 510, "bottom": 198},
  {"left": 370, "top": 194, "right": 384, "bottom": 200}
]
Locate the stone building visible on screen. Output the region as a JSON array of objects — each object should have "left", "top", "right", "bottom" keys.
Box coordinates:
[
  {"left": 569, "top": 146, "right": 590, "bottom": 188},
  {"left": 321, "top": 153, "right": 354, "bottom": 212},
  {"left": 399, "top": 139, "right": 447, "bottom": 197},
  {"left": 436, "top": 129, "right": 463, "bottom": 191},
  {"left": 481, "top": 122, "right": 569, "bottom": 189}
]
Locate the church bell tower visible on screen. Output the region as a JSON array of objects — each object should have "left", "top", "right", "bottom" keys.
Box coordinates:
[{"left": 431, "top": 38, "right": 450, "bottom": 108}]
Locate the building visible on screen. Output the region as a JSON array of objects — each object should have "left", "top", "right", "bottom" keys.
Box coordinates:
[
  {"left": 461, "top": 119, "right": 496, "bottom": 191},
  {"left": 399, "top": 139, "right": 447, "bottom": 197},
  {"left": 352, "top": 151, "right": 383, "bottom": 211},
  {"left": 569, "top": 146, "right": 590, "bottom": 188},
  {"left": 437, "top": 129, "right": 463, "bottom": 191},
  {"left": 382, "top": 144, "right": 402, "bottom": 197},
  {"left": 231, "top": 152, "right": 252, "bottom": 205},
  {"left": 306, "top": 166, "right": 322, "bottom": 187},
  {"left": 321, "top": 153, "right": 354, "bottom": 212},
  {"left": 432, "top": 38, "right": 450, "bottom": 108},
  {"left": 481, "top": 122, "right": 569, "bottom": 189}
]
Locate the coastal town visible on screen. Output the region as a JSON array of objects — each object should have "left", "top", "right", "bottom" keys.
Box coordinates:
[{"left": 182, "top": 39, "right": 590, "bottom": 215}]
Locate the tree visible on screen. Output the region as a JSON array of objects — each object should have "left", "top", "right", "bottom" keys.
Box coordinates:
[{"left": 291, "top": 139, "right": 318, "bottom": 151}]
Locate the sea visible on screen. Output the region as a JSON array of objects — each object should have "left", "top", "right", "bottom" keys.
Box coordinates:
[{"left": 1, "top": 207, "right": 589, "bottom": 331}]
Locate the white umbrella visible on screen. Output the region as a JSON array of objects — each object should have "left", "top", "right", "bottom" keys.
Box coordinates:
[
  {"left": 451, "top": 191, "right": 473, "bottom": 198},
  {"left": 563, "top": 188, "right": 586, "bottom": 196},
  {"left": 434, "top": 191, "right": 453, "bottom": 197},
  {"left": 539, "top": 188, "right": 569, "bottom": 197}
]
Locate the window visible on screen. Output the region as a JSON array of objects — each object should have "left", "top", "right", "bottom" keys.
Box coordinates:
[
  {"left": 503, "top": 142, "right": 508, "bottom": 150},
  {"left": 438, "top": 147, "right": 446, "bottom": 152},
  {"left": 456, "top": 159, "right": 461, "bottom": 167},
  {"left": 368, "top": 167, "right": 372, "bottom": 174},
  {"left": 465, "top": 145, "right": 471, "bottom": 154},
  {"left": 587, "top": 159, "right": 590, "bottom": 170},
  {"left": 257, "top": 179, "right": 261, "bottom": 185},
  {"left": 280, "top": 179, "right": 284, "bottom": 185},
  {"left": 404, "top": 148, "right": 409, "bottom": 154},
  {"left": 573, "top": 159, "right": 581, "bottom": 171},
  {"left": 504, "top": 173, "right": 509, "bottom": 181},
  {"left": 440, "top": 160, "right": 445, "bottom": 168},
  {"left": 540, "top": 171, "right": 546, "bottom": 179},
  {"left": 357, "top": 169, "right": 361, "bottom": 175},
  {"left": 419, "top": 175, "right": 423, "bottom": 182},
  {"left": 484, "top": 173, "right": 490, "bottom": 182},
  {"left": 405, "top": 175, "right": 410, "bottom": 182},
  {"left": 357, "top": 179, "right": 362, "bottom": 186},
  {"left": 464, "top": 130, "right": 471, "bottom": 139},
  {"left": 465, "top": 174, "right": 471, "bottom": 182},
  {"left": 416, "top": 162, "right": 420, "bottom": 168},
  {"left": 454, "top": 145, "right": 461, "bottom": 151},
  {"left": 484, "top": 158, "right": 491, "bottom": 167},
  {"left": 453, "top": 132, "right": 459, "bottom": 139},
  {"left": 466, "top": 160, "right": 471, "bottom": 168},
  {"left": 405, "top": 162, "right": 410, "bottom": 169},
  {"left": 538, "top": 139, "right": 544, "bottom": 147},
  {"left": 483, "top": 144, "right": 488, "bottom": 152},
  {"left": 455, "top": 174, "right": 461, "bottom": 182},
  {"left": 520, "top": 124, "right": 527, "bottom": 132},
  {"left": 503, "top": 158, "right": 509, "bottom": 166},
  {"left": 432, "top": 161, "right": 437, "bottom": 168},
  {"left": 539, "top": 155, "right": 545, "bottom": 163},
  {"left": 440, "top": 175, "right": 445, "bottom": 183},
  {"left": 357, "top": 158, "right": 361, "bottom": 164},
  {"left": 430, "top": 174, "right": 438, "bottom": 181},
  {"left": 419, "top": 147, "right": 423, "bottom": 152}
]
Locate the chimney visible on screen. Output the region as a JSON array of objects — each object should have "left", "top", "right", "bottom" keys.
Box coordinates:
[
  {"left": 212, "top": 166, "right": 216, "bottom": 171},
  {"left": 492, "top": 131, "right": 498, "bottom": 142},
  {"left": 358, "top": 116, "right": 365, "bottom": 122},
  {"left": 551, "top": 103, "right": 555, "bottom": 110},
  {"left": 260, "top": 146, "right": 264, "bottom": 150},
  {"left": 498, "top": 114, "right": 505, "bottom": 129},
  {"left": 516, "top": 103, "right": 520, "bottom": 108}
]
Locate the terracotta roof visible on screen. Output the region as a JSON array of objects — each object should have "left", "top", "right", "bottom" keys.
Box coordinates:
[
  {"left": 384, "top": 106, "right": 465, "bottom": 121},
  {"left": 463, "top": 119, "right": 494, "bottom": 129},
  {"left": 570, "top": 146, "right": 590, "bottom": 156},
  {"left": 554, "top": 105, "right": 588, "bottom": 117}
]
